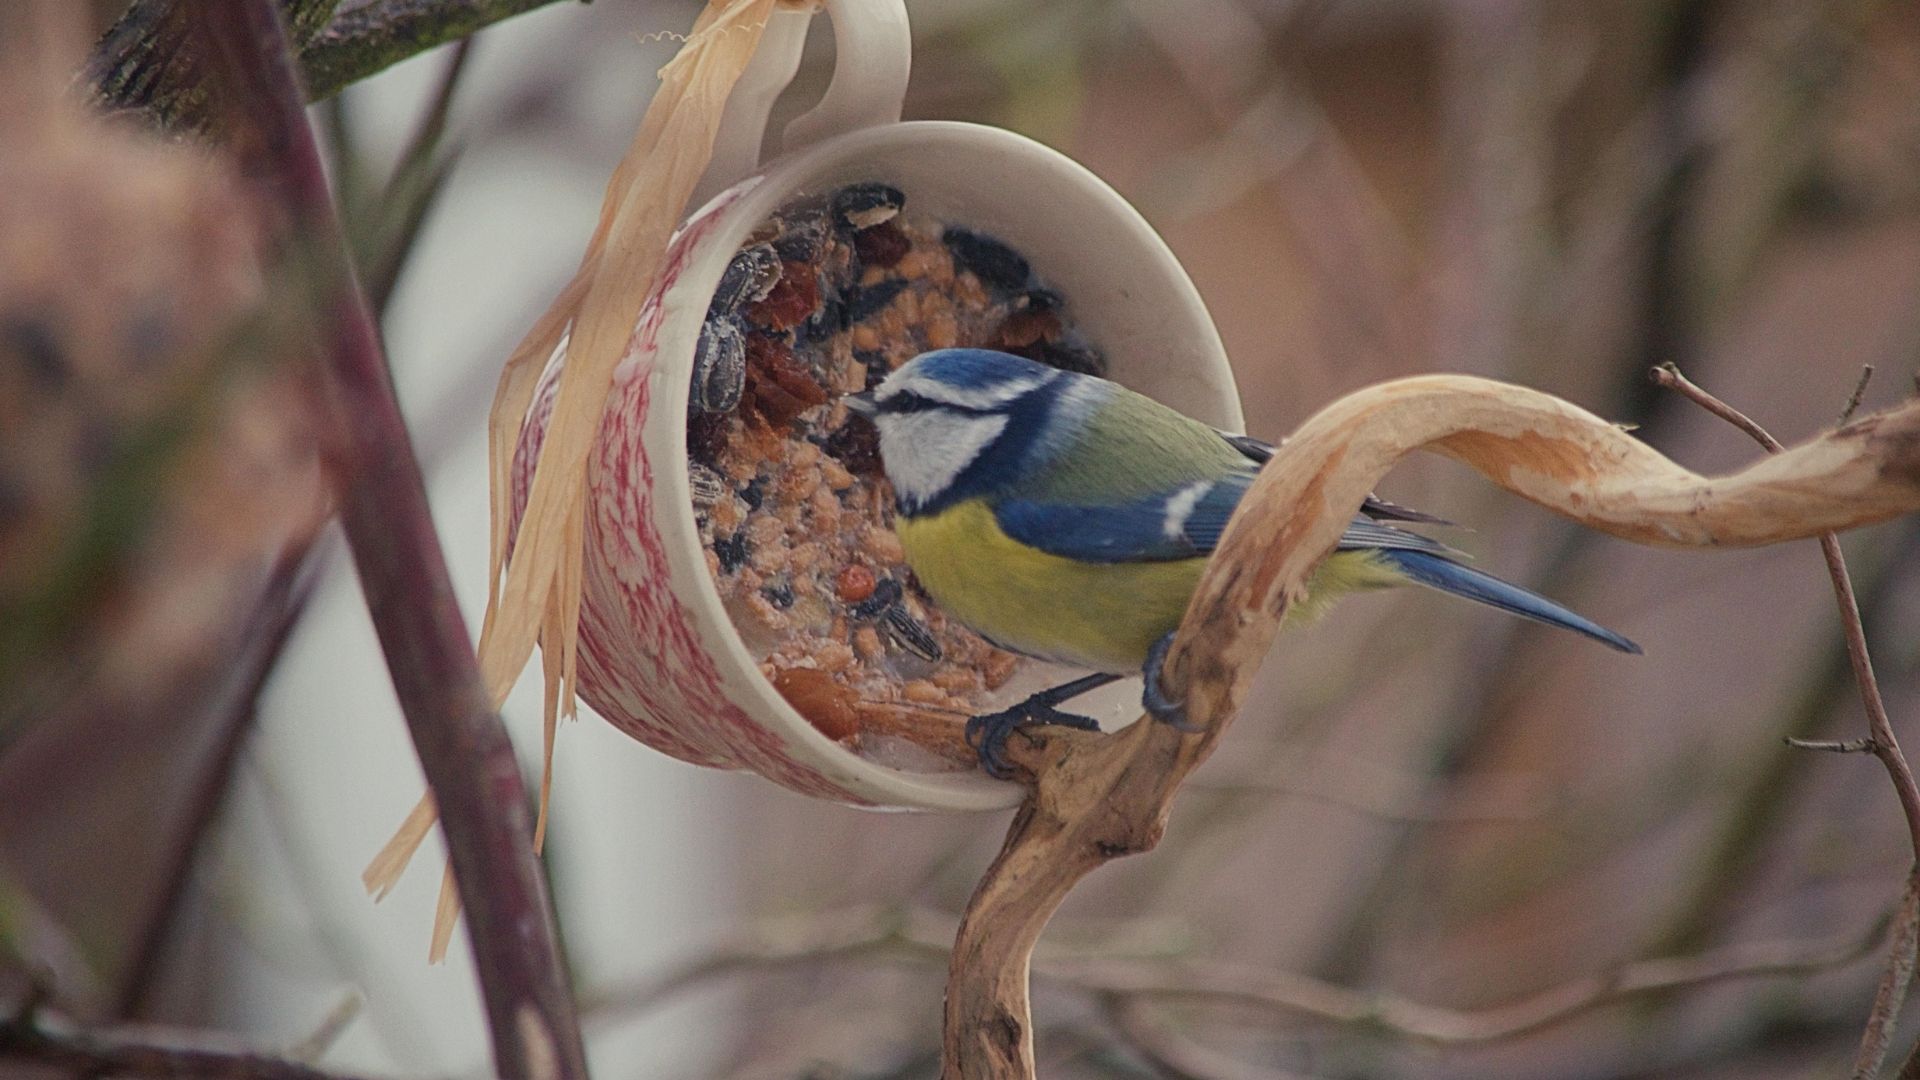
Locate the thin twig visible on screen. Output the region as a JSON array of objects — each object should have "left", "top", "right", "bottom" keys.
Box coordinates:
[
  {"left": 0, "top": 999, "right": 368, "bottom": 1080},
  {"left": 181, "top": 2, "right": 586, "bottom": 1077},
  {"left": 1651, "top": 362, "right": 1919, "bottom": 1079},
  {"left": 1843, "top": 366, "right": 1877, "bottom": 423},
  {"left": 583, "top": 903, "right": 1885, "bottom": 1048},
  {"left": 1787, "top": 736, "right": 1880, "bottom": 754}
]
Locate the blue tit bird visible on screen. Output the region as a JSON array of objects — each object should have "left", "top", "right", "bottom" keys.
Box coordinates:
[{"left": 843, "top": 347, "right": 1638, "bottom": 776}]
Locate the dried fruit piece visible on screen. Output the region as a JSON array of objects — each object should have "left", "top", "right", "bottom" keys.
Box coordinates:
[
  {"left": 743, "top": 335, "right": 827, "bottom": 425},
  {"left": 713, "top": 530, "right": 750, "bottom": 573},
  {"left": 773, "top": 667, "right": 859, "bottom": 741},
  {"left": 744, "top": 260, "right": 820, "bottom": 331},
  {"left": 686, "top": 408, "right": 729, "bottom": 463},
  {"left": 853, "top": 220, "right": 910, "bottom": 268},
  {"left": 991, "top": 308, "right": 1063, "bottom": 351},
  {"left": 836, "top": 564, "right": 877, "bottom": 603},
  {"left": 822, "top": 415, "right": 882, "bottom": 476}
]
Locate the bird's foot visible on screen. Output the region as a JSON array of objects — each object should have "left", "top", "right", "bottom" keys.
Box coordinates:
[
  {"left": 965, "top": 697, "right": 1101, "bottom": 780},
  {"left": 1142, "top": 632, "right": 1201, "bottom": 733}
]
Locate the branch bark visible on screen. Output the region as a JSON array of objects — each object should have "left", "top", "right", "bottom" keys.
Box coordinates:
[
  {"left": 181, "top": 2, "right": 586, "bottom": 1078},
  {"left": 941, "top": 374, "right": 1920, "bottom": 1078},
  {"left": 88, "top": 0, "right": 574, "bottom": 125},
  {"left": 300, "top": 0, "right": 573, "bottom": 102}
]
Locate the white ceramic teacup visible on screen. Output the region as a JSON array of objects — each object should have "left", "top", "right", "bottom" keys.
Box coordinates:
[{"left": 513, "top": 0, "right": 1243, "bottom": 811}]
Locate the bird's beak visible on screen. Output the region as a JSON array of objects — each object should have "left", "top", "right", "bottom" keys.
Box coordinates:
[{"left": 844, "top": 391, "right": 878, "bottom": 419}]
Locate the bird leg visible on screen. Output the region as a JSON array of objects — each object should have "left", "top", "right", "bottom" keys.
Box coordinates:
[
  {"left": 965, "top": 672, "right": 1119, "bottom": 779},
  {"left": 1142, "top": 631, "right": 1201, "bottom": 733}
]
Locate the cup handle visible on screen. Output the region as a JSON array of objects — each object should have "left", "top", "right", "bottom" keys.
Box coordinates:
[
  {"left": 692, "top": 0, "right": 912, "bottom": 206},
  {"left": 693, "top": 6, "right": 813, "bottom": 206},
  {"left": 780, "top": 0, "right": 912, "bottom": 154}
]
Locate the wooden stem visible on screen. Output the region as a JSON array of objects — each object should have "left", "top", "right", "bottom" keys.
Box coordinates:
[
  {"left": 182, "top": 2, "right": 587, "bottom": 1077},
  {"left": 940, "top": 374, "right": 1920, "bottom": 1078}
]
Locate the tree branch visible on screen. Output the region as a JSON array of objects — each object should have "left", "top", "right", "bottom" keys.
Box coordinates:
[
  {"left": 180, "top": 2, "right": 586, "bottom": 1077},
  {"left": 1650, "top": 362, "right": 1920, "bottom": 1080},
  {"left": 942, "top": 374, "right": 1920, "bottom": 1078},
  {"left": 300, "top": 0, "right": 574, "bottom": 102},
  {"left": 88, "top": 0, "right": 575, "bottom": 125}
]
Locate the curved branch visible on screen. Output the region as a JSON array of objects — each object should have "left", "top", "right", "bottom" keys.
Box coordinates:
[{"left": 942, "top": 375, "right": 1920, "bottom": 1078}]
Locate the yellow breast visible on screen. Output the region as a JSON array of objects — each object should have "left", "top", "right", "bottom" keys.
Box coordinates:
[{"left": 895, "top": 500, "right": 1206, "bottom": 673}]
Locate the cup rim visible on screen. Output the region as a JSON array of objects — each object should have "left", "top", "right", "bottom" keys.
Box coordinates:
[{"left": 633, "top": 120, "right": 1240, "bottom": 811}]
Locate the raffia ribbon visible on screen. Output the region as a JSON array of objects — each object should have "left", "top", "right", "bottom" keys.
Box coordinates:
[{"left": 362, "top": 0, "right": 807, "bottom": 962}]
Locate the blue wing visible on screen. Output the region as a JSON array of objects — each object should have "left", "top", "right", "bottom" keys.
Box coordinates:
[
  {"left": 994, "top": 471, "right": 1456, "bottom": 564},
  {"left": 994, "top": 473, "right": 1252, "bottom": 563}
]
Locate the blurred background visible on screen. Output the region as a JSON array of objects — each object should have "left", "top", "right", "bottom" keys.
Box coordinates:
[{"left": 4, "top": 0, "right": 1920, "bottom": 1076}]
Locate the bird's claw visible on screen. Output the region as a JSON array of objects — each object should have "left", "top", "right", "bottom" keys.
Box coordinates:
[
  {"left": 1143, "top": 632, "right": 1201, "bottom": 733},
  {"left": 965, "top": 699, "right": 1099, "bottom": 780}
]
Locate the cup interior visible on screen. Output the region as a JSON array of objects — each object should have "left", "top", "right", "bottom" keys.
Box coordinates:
[{"left": 651, "top": 121, "right": 1242, "bottom": 810}]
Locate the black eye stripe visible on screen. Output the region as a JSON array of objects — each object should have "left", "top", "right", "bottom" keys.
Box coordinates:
[{"left": 876, "top": 389, "right": 995, "bottom": 416}]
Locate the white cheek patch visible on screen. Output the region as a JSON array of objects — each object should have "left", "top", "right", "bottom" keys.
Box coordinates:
[{"left": 878, "top": 411, "right": 1008, "bottom": 509}]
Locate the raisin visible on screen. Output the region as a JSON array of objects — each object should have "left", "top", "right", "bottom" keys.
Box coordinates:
[
  {"left": 713, "top": 530, "right": 750, "bottom": 573},
  {"left": 990, "top": 308, "right": 1063, "bottom": 351},
  {"left": 942, "top": 227, "right": 1030, "bottom": 293},
  {"left": 686, "top": 409, "right": 730, "bottom": 464},
  {"left": 743, "top": 260, "right": 820, "bottom": 331},
  {"left": 761, "top": 581, "right": 795, "bottom": 609},
  {"left": 823, "top": 415, "right": 883, "bottom": 476},
  {"left": 836, "top": 564, "right": 877, "bottom": 603},
  {"left": 853, "top": 220, "right": 910, "bottom": 268},
  {"left": 1014, "top": 337, "right": 1107, "bottom": 377},
  {"left": 742, "top": 335, "right": 827, "bottom": 425}
]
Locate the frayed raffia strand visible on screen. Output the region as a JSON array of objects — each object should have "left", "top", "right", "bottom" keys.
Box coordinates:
[
  {"left": 361, "top": 791, "right": 437, "bottom": 901},
  {"left": 363, "top": 0, "right": 794, "bottom": 960}
]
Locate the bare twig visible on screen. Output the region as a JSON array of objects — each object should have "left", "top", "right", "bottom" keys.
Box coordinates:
[
  {"left": 181, "top": 2, "right": 586, "bottom": 1077},
  {"left": 1651, "top": 362, "right": 1918, "bottom": 1079},
  {"left": 583, "top": 903, "right": 1884, "bottom": 1049},
  {"left": 1787, "top": 736, "right": 1879, "bottom": 754},
  {"left": 0, "top": 996, "right": 368, "bottom": 1080}
]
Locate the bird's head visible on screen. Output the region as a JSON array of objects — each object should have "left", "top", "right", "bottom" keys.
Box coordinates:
[{"left": 844, "top": 348, "right": 1077, "bottom": 515}]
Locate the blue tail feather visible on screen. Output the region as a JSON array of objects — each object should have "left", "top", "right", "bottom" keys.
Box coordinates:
[{"left": 1379, "top": 550, "right": 1641, "bottom": 655}]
